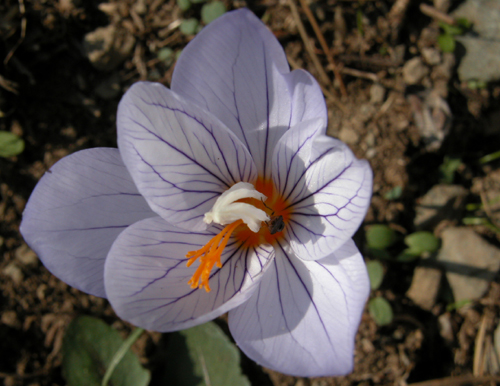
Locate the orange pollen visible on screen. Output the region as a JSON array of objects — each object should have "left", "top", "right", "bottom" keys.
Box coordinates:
[{"left": 185, "top": 219, "right": 243, "bottom": 292}]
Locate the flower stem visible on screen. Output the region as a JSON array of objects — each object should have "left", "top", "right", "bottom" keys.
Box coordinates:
[{"left": 101, "top": 327, "right": 145, "bottom": 386}]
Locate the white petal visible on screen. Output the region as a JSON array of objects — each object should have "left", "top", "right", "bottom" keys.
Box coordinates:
[
  {"left": 20, "top": 148, "right": 156, "bottom": 297},
  {"left": 117, "top": 82, "right": 257, "bottom": 231},
  {"left": 273, "top": 120, "right": 373, "bottom": 260},
  {"left": 171, "top": 9, "right": 292, "bottom": 179},
  {"left": 229, "top": 239, "right": 369, "bottom": 377},
  {"left": 104, "top": 216, "right": 274, "bottom": 332},
  {"left": 284, "top": 69, "right": 327, "bottom": 127}
]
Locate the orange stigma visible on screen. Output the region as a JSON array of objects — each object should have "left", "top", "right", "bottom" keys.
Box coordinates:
[{"left": 186, "top": 219, "right": 243, "bottom": 292}]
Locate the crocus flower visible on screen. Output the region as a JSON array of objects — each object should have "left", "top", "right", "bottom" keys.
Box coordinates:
[{"left": 20, "top": 9, "right": 372, "bottom": 377}]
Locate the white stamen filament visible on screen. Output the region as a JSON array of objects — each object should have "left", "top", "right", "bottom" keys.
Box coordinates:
[{"left": 204, "top": 182, "right": 269, "bottom": 233}]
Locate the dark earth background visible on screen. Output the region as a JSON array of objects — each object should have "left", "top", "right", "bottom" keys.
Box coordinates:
[{"left": 1, "top": 0, "right": 500, "bottom": 385}]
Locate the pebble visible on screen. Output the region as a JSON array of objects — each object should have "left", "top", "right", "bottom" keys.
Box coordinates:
[
  {"left": 15, "top": 244, "right": 38, "bottom": 266},
  {"left": 421, "top": 47, "right": 441, "bottom": 66},
  {"left": 406, "top": 266, "right": 442, "bottom": 310},
  {"left": 338, "top": 126, "right": 359, "bottom": 145},
  {"left": 402, "top": 57, "right": 429, "bottom": 85},
  {"left": 437, "top": 227, "right": 500, "bottom": 302},
  {"left": 2, "top": 263, "right": 23, "bottom": 284},
  {"left": 455, "top": 37, "right": 500, "bottom": 83},
  {"left": 370, "top": 83, "right": 386, "bottom": 104},
  {"left": 452, "top": 0, "right": 500, "bottom": 82}
]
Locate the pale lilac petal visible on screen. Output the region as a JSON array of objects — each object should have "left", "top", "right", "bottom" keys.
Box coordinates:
[
  {"left": 104, "top": 216, "right": 274, "bottom": 332},
  {"left": 20, "top": 148, "right": 156, "bottom": 297},
  {"left": 284, "top": 69, "right": 327, "bottom": 127},
  {"left": 228, "top": 239, "right": 369, "bottom": 377},
  {"left": 117, "top": 82, "right": 257, "bottom": 231},
  {"left": 273, "top": 121, "right": 373, "bottom": 260},
  {"left": 171, "top": 9, "right": 292, "bottom": 179}
]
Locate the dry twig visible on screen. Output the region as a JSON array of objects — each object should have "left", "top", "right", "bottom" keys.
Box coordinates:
[
  {"left": 420, "top": 4, "right": 456, "bottom": 25},
  {"left": 297, "top": 0, "right": 347, "bottom": 97},
  {"left": 4, "top": 0, "right": 26, "bottom": 65},
  {"left": 287, "top": 0, "right": 331, "bottom": 88}
]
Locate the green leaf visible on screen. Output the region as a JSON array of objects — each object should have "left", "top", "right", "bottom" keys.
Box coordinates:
[
  {"left": 456, "top": 17, "right": 471, "bottom": 30},
  {"left": 177, "top": 0, "right": 191, "bottom": 11},
  {"left": 439, "top": 22, "right": 463, "bottom": 36},
  {"left": 366, "top": 224, "right": 397, "bottom": 250},
  {"left": 0, "top": 131, "right": 24, "bottom": 157},
  {"left": 405, "top": 231, "right": 440, "bottom": 255},
  {"left": 366, "top": 260, "right": 384, "bottom": 290},
  {"left": 369, "top": 297, "right": 393, "bottom": 326},
  {"left": 467, "top": 80, "right": 487, "bottom": 90},
  {"left": 438, "top": 33, "right": 455, "bottom": 53},
  {"left": 180, "top": 18, "right": 199, "bottom": 35},
  {"left": 446, "top": 299, "right": 472, "bottom": 311},
  {"left": 439, "top": 156, "right": 462, "bottom": 184},
  {"left": 201, "top": 1, "right": 226, "bottom": 24},
  {"left": 62, "top": 316, "right": 150, "bottom": 386},
  {"left": 368, "top": 248, "right": 392, "bottom": 260},
  {"left": 157, "top": 47, "right": 174, "bottom": 63},
  {"left": 165, "top": 321, "right": 250, "bottom": 386},
  {"left": 479, "top": 150, "right": 500, "bottom": 164},
  {"left": 356, "top": 8, "right": 364, "bottom": 37},
  {"left": 384, "top": 186, "right": 402, "bottom": 200},
  {"left": 396, "top": 249, "right": 419, "bottom": 262}
]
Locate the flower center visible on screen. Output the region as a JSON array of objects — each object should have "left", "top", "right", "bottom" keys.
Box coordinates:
[{"left": 185, "top": 179, "right": 291, "bottom": 292}]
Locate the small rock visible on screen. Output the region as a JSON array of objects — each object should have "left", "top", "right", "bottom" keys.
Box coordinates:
[
  {"left": 402, "top": 57, "right": 429, "bottom": 85},
  {"left": 414, "top": 184, "right": 468, "bottom": 229},
  {"left": 15, "top": 244, "right": 38, "bottom": 266},
  {"left": 451, "top": 0, "right": 500, "bottom": 82},
  {"left": 452, "top": 0, "right": 500, "bottom": 41},
  {"left": 2, "top": 263, "right": 23, "bottom": 284},
  {"left": 83, "top": 24, "right": 135, "bottom": 71},
  {"left": 1, "top": 310, "right": 19, "bottom": 328},
  {"left": 437, "top": 227, "right": 500, "bottom": 302},
  {"left": 455, "top": 36, "right": 500, "bottom": 83},
  {"left": 438, "top": 313, "right": 454, "bottom": 345},
  {"left": 338, "top": 126, "right": 359, "bottom": 145},
  {"left": 370, "top": 83, "right": 386, "bottom": 103},
  {"left": 407, "top": 266, "right": 442, "bottom": 310},
  {"left": 421, "top": 47, "right": 441, "bottom": 66}
]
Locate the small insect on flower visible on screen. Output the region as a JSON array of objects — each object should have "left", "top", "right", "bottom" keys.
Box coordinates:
[{"left": 267, "top": 214, "right": 285, "bottom": 235}]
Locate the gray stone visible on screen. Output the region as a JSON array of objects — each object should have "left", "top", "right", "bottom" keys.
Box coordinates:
[
  {"left": 83, "top": 24, "right": 135, "bottom": 71},
  {"left": 452, "top": 0, "right": 500, "bottom": 83},
  {"left": 452, "top": 0, "right": 500, "bottom": 41},
  {"left": 437, "top": 227, "right": 500, "bottom": 302},
  {"left": 414, "top": 184, "right": 468, "bottom": 229},
  {"left": 455, "top": 36, "right": 500, "bottom": 83},
  {"left": 406, "top": 266, "right": 442, "bottom": 310},
  {"left": 403, "top": 57, "right": 429, "bottom": 85}
]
